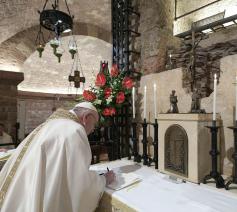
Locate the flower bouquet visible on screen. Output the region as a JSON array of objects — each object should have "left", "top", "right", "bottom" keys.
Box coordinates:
[{"left": 82, "top": 62, "right": 133, "bottom": 123}]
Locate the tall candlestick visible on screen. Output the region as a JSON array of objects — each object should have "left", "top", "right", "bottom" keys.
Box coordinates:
[
  {"left": 153, "top": 83, "right": 157, "bottom": 119},
  {"left": 213, "top": 74, "right": 217, "bottom": 121},
  {"left": 236, "top": 76, "right": 237, "bottom": 121},
  {"left": 132, "top": 87, "right": 135, "bottom": 119},
  {"left": 144, "top": 86, "right": 147, "bottom": 119}
]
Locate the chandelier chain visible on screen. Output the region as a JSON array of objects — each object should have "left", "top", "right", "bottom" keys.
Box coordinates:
[
  {"left": 42, "top": 0, "right": 49, "bottom": 10},
  {"left": 65, "top": 0, "right": 72, "bottom": 17}
]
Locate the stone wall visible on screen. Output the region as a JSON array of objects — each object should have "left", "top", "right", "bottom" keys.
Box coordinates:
[
  {"left": 138, "top": 0, "right": 237, "bottom": 77},
  {"left": 136, "top": 0, "right": 237, "bottom": 178},
  {"left": 18, "top": 35, "right": 112, "bottom": 94},
  {"left": 0, "top": 0, "right": 111, "bottom": 44},
  {"left": 139, "top": 0, "right": 180, "bottom": 75},
  {"left": 17, "top": 92, "right": 75, "bottom": 139},
  {"left": 172, "top": 28, "right": 237, "bottom": 98},
  {"left": 174, "top": 0, "right": 237, "bottom": 36},
  {"left": 139, "top": 54, "right": 237, "bottom": 176},
  {"left": 0, "top": 70, "right": 23, "bottom": 140},
  {"left": 0, "top": 23, "right": 111, "bottom": 73}
]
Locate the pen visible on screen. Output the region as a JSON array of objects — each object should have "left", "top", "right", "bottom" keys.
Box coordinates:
[{"left": 99, "top": 167, "right": 110, "bottom": 175}]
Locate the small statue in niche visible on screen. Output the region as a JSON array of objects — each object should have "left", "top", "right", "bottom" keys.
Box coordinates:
[
  {"left": 167, "top": 90, "right": 179, "bottom": 113},
  {"left": 190, "top": 88, "right": 206, "bottom": 113}
]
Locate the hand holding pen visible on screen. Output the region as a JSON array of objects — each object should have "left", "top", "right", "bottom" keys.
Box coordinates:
[{"left": 104, "top": 167, "right": 116, "bottom": 185}]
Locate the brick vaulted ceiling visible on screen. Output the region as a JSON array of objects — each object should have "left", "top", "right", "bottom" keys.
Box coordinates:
[{"left": 0, "top": 0, "right": 112, "bottom": 94}]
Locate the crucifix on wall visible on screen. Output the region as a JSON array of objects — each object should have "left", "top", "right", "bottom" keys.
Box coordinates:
[
  {"left": 68, "top": 70, "right": 85, "bottom": 88},
  {"left": 175, "top": 12, "right": 225, "bottom": 98}
]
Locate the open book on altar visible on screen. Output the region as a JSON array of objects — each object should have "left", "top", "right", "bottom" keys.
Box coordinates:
[{"left": 107, "top": 172, "right": 142, "bottom": 191}]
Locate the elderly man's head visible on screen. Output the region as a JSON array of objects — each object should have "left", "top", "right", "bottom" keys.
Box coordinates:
[{"left": 71, "top": 102, "right": 99, "bottom": 135}]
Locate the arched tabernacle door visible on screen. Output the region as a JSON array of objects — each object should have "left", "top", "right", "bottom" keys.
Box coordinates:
[{"left": 165, "top": 124, "right": 188, "bottom": 177}]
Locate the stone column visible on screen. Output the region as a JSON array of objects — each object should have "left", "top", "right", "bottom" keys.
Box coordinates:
[
  {"left": 139, "top": 0, "right": 179, "bottom": 75},
  {"left": 0, "top": 71, "right": 24, "bottom": 139}
]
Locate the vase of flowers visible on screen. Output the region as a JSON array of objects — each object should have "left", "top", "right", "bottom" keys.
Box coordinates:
[{"left": 81, "top": 62, "right": 133, "bottom": 123}]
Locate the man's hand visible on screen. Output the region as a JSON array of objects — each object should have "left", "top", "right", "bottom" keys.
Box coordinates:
[{"left": 104, "top": 170, "right": 116, "bottom": 185}]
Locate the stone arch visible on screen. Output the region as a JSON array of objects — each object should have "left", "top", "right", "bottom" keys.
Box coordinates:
[
  {"left": 18, "top": 34, "right": 112, "bottom": 94},
  {"left": 0, "top": 22, "right": 111, "bottom": 72}
]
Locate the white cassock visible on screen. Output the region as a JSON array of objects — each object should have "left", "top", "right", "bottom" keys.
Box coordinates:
[{"left": 0, "top": 109, "right": 105, "bottom": 212}]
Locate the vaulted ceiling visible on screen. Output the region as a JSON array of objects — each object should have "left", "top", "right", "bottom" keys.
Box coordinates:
[{"left": 0, "top": 0, "right": 112, "bottom": 94}]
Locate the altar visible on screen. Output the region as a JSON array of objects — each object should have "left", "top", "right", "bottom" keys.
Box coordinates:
[
  {"left": 157, "top": 113, "right": 221, "bottom": 183},
  {"left": 91, "top": 159, "right": 237, "bottom": 212}
]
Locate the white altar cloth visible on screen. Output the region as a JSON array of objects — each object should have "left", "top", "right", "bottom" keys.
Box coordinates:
[{"left": 91, "top": 159, "right": 237, "bottom": 212}]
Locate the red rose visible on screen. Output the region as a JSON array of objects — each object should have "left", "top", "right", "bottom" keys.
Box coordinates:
[
  {"left": 101, "top": 62, "right": 108, "bottom": 73},
  {"left": 116, "top": 91, "right": 125, "bottom": 104},
  {"left": 102, "top": 108, "right": 111, "bottom": 116},
  {"left": 95, "top": 73, "right": 106, "bottom": 87},
  {"left": 122, "top": 77, "right": 133, "bottom": 89},
  {"left": 102, "top": 107, "right": 116, "bottom": 116},
  {"left": 104, "top": 87, "right": 112, "bottom": 99},
  {"left": 110, "top": 64, "right": 119, "bottom": 77},
  {"left": 110, "top": 107, "right": 116, "bottom": 115},
  {"left": 83, "top": 90, "right": 96, "bottom": 101}
]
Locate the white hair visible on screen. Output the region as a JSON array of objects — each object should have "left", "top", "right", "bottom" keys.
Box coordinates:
[{"left": 71, "top": 107, "right": 99, "bottom": 121}]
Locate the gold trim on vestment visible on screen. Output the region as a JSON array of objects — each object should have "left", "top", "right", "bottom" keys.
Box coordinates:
[
  {"left": 0, "top": 124, "right": 44, "bottom": 207},
  {"left": 48, "top": 108, "right": 80, "bottom": 123},
  {"left": 96, "top": 192, "right": 137, "bottom": 212},
  {"left": 0, "top": 109, "right": 79, "bottom": 208}
]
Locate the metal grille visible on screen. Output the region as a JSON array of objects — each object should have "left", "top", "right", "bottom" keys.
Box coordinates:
[
  {"left": 112, "top": 0, "right": 140, "bottom": 75},
  {"left": 105, "top": 106, "right": 131, "bottom": 160},
  {"left": 165, "top": 125, "right": 188, "bottom": 177},
  {"left": 109, "top": 0, "right": 140, "bottom": 160}
]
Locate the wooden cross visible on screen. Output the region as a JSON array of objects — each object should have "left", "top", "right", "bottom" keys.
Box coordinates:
[{"left": 68, "top": 70, "right": 85, "bottom": 88}]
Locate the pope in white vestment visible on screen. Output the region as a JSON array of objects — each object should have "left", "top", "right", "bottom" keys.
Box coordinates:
[{"left": 0, "top": 103, "right": 108, "bottom": 212}]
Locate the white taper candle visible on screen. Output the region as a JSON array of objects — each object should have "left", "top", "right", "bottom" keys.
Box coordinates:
[
  {"left": 213, "top": 74, "right": 217, "bottom": 121},
  {"left": 153, "top": 84, "right": 157, "bottom": 119},
  {"left": 144, "top": 86, "right": 147, "bottom": 119},
  {"left": 132, "top": 87, "right": 135, "bottom": 119}
]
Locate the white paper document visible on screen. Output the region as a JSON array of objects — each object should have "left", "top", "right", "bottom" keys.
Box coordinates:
[{"left": 107, "top": 172, "right": 142, "bottom": 190}]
